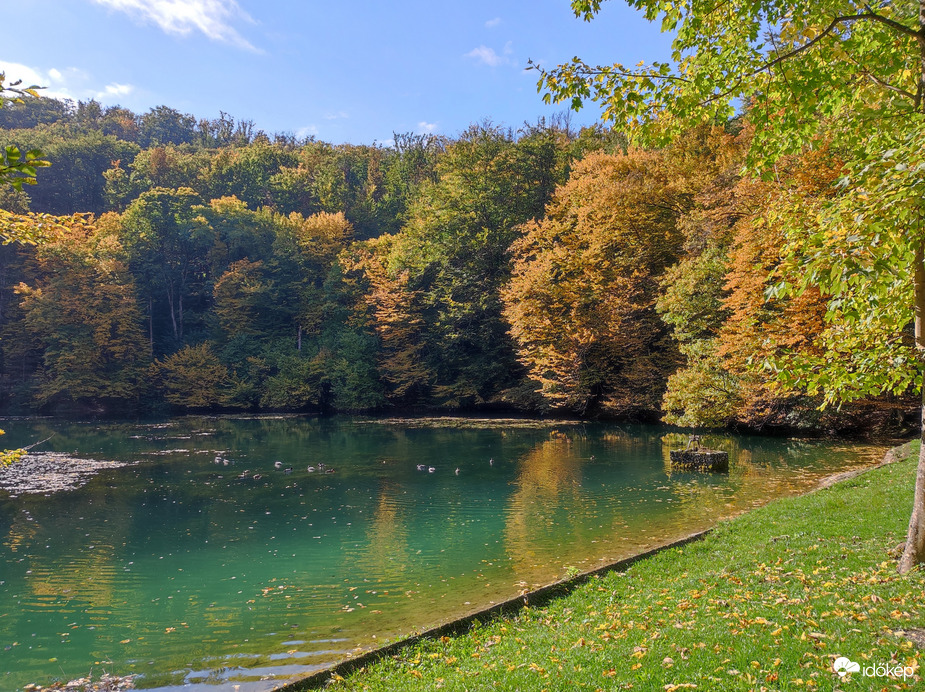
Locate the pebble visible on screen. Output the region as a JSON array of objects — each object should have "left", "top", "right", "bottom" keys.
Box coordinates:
[{"left": 24, "top": 673, "right": 135, "bottom": 690}]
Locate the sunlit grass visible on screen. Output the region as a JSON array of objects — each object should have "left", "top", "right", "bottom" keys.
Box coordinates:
[{"left": 326, "top": 444, "right": 924, "bottom": 691}]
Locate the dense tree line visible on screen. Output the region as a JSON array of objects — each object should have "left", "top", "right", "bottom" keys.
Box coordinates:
[{"left": 0, "top": 96, "right": 910, "bottom": 431}]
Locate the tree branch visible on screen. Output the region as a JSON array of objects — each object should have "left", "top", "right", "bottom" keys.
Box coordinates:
[
  {"left": 862, "top": 70, "right": 918, "bottom": 100},
  {"left": 862, "top": 4, "right": 922, "bottom": 42},
  {"left": 528, "top": 59, "right": 691, "bottom": 84},
  {"left": 703, "top": 11, "right": 920, "bottom": 107},
  {"left": 762, "top": 14, "right": 876, "bottom": 75},
  {"left": 22, "top": 435, "right": 53, "bottom": 451}
]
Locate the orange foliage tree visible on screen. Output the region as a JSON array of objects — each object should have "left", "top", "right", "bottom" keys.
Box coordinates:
[
  {"left": 657, "top": 144, "right": 870, "bottom": 430},
  {"left": 340, "top": 235, "right": 434, "bottom": 403},
  {"left": 503, "top": 147, "right": 689, "bottom": 416}
]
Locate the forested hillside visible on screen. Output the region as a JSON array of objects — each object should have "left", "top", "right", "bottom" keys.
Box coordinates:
[{"left": 0, "top": 97, "right": 912, "bottom": 431}]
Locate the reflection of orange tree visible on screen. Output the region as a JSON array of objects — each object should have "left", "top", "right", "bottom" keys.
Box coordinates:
[
  {"left": 659, "top": 434, "right": 884, "bottom": 522},
  {"left": 25, "top": 544, "right": 116, "bottom": 607},
  {"left": 355, "top": 481, "right": 411, "bottom": 582},
  {"left": 503, "top": 434, "right": 589, "bottom": 587},
  {"left": 3, "top": 512, "right": 38, "bottom": 555},
  {"left": 10, "top": 489, "right": 135, "bottom": 634}
]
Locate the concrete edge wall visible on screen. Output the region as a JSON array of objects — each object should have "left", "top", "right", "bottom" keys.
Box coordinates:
[{"left": 274, "top": 529, "right": 711, "bottom": 691}]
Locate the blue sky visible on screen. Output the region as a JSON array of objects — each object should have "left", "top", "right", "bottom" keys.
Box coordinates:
[{"left": 4, "top": 1, "right": 674, "bottom": 144}]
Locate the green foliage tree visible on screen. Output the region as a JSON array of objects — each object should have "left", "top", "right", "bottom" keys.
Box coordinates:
[
  {"left": 202, "top": 141, "right": 299, "bottom": 210},
  {"left": 379, "top": 123, "right": 573, "bottom": 408},
  {"left": 138, "top": 105, "right": 198, "bottom": 148},
  {"left": 120, "top": 187, "right": 212, "bottom": 347},
  {"left": 9, "top": 127, "right": 139, "bottom": 214},
  {"left": 154, "top": 342, "right": 231, "bottom": 409},
  {"left": 536, "top": 0, "right": 925, "bottom": 571}
]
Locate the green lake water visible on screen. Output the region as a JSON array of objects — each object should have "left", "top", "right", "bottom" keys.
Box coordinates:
[{"left": 0, "top": 416, "right": 883, "bottom": 690}]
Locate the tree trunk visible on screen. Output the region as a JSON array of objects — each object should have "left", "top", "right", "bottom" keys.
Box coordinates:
[
  {"left": 899, "top": 240, "right": 925, "bottom": 573},
  {"left": 167, "top": 288, "right": 178, "bottom": 341}
]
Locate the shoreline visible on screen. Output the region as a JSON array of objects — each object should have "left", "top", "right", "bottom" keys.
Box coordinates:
[
  {"left": 273, "top": 441, "right": 909, "bottom": 691},
  {"left": 275, "top": 530, "right": 714, "bottom": 692}
]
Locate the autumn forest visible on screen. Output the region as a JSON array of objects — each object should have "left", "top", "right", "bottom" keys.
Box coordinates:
[{"left": 0, "top": 97, "right": 912, "bottom": 432}]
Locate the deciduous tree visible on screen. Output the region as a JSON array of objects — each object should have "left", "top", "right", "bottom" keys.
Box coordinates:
[
  {"left": 503, "top": 148, "right": 685, "bottom": 416},
  {"left": 17, "top": 214, "right": 147, "bottom": 411},
  {"left": 536, "top": 0, "right": 925, "bottom": 571},
  {"left": 120, "top": 187, "right": 211, "bottom": 347}
]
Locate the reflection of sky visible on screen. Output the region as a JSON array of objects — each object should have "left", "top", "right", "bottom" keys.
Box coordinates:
[{"left": 0, "top": 417, "right": 883, "bottom": 689}]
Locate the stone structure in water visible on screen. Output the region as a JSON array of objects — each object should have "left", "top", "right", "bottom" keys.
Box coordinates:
[{"left": 669, "top": 448, "right": 729, "bottom": 472}]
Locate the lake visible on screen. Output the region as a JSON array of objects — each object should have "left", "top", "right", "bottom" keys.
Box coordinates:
[{"left": 0, "top": 416, "right": 883, "bottom": 690}]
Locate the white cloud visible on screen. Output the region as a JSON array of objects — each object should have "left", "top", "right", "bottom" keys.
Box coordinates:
[
  {"left": 2, "top": 62, "right": 54, "bottom": 92},
  {"left": 417, "top": 121, "right": 438, "bottom": 133},
  {"left": 465, "top": 45, "right": 502, "bottom": 67},
  {"left": 1, "top": 62, "right": 80, "bottom": 101},
  {"left": 296, "top": 125, "right": 319, "bottom": 139},
  {"left": 0, "top": 61, "right": 136, "bottom": 104},
  {"left": 324, "top": 111, "right": 349, "bottom": 120},
  {"left": 464, "top": 44, "right": 515, "bottom": 68},
  {"left": 91, "top": 0, "right": 259, "bottom": 51},
  {"left": 485, "top": 17, "right": 502, "bottom": 29},
  {"left": 103, "top": 82, "right": 134, "bottom": 97}
]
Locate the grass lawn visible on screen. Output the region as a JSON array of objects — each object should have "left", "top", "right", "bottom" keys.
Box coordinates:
[{"left": 312, "top": 443, "right": 925, "bottom": 691}]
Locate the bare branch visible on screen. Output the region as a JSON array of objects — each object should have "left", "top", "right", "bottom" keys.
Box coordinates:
[{"left": 22, "top": 435, "right": 54, "bottom": 451}]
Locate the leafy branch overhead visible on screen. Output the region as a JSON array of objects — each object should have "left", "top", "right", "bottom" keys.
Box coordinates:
[
  {"left": 533, "top": 1, "right": 924, "bottom": 155},
  {"left": 0, "top": 72, "right": 49, "bottom": 190},
  {"left": 1, "top": 145, "right": 50, "bottom": 191}
]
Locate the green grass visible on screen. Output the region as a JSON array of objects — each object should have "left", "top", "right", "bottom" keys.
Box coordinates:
[{"left": 323, "top": 445, "right": 924, "bottom": 691}]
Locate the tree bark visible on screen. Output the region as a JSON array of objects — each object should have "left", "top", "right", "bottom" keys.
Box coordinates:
[
  {"left": 899, "top": 0, "right": 925, "bottom": 571},
  {"left": 899, "top": 240, "right": 925, "bottom": 573}
]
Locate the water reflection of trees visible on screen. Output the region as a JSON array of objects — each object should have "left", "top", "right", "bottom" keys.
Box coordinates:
[
  {"left": 503, "top": 433, "right": 589, "bottom": 586},
  {"left": 355, "top": 481, "right": 410, "bottom": 581},
  {"left": 658, "top": 433, "right": 884, "bottom": 524}
]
